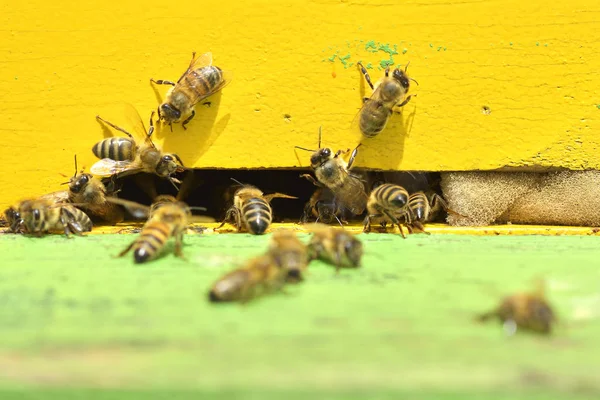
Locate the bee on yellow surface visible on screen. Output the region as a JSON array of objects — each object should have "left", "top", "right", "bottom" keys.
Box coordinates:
[
  {"left": 301, "top": 187, "right": 346, "bottom": 226},
  {"left": 363, "top": 183, "right": 410, "bottom": 238},
  {"left": 91, "top": 104, "right": 185, "bottom": 188},
  {"left": 65, "top": 155, "right": 125, "bottom": 225},
  {"left": 306, "top": 224, "right": 363, "bottom": 270},
  {"left": 268, "top": 230, "right": 311, "bottom": 283},
  {"left": 353, "top": 62, "right": 416, "bottom": 138},
  {"left": 296, "top": 127, "right": 367, "bottom": 216},
  {"left": 477, "top": 280, "right": 556, "bottom": 335},
  {"left": 216, "top": 179, "right": 297, "bottom": 235},
  {"left": 6, "top": 197, "right": 92, "bottom": 236},
  {"left": 208, "top": 253, "right": 289, "bottom": 303},
  {"left": 107, "top": 197, "right": 209, "bottom": 263},
  {"left": 151, "top": 52, "right": 232, "bottom": 130}
]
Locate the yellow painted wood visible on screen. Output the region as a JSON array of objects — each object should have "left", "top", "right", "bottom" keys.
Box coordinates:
[
  {"left": 13, "top": 223, "right": 598, "bottom": 236},
  {"left": 1, "top": 0, "right": 599, "bottom": 209}
]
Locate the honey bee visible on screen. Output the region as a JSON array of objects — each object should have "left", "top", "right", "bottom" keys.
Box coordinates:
[
  {"left": 477, "top": 280, "right": 556, "bottom": 335},
  {"left": 363, "top": 183, "right": 410, "bottom": 238},
  {"left": 91, "top": 104, "right": 185, "bottom": 188},
  {"left": 268, "top": 230, "right": 310, "bottom": 283},
  {"left": 208, "top": 253, "right": 289, "bottom": 303},
  {"left": 296, "top": 127, "right": 368, "bottom": 216},
  {"left": 306, "top": 224, "right": 363, "bottom": 270},
  {"left": 151, "top": 52, "right": 232, "bottom": 130},
  {"left": 65, "top": 155, "right": 125, "bottom": 225},
  {"left": 107, "top": 197, "right": 209, "bottom": 263},
  {"left": 6, "top": 197, "right": 93, "bottom": 236},
  {"left": 301, "top": 187, "right": 346, "bottom": 226},
  {"left": 354, "top": 62, "right": 416, "bottom": 138},
  {"left": 216, "top": 179, "right": 297, "bottom": 235}
]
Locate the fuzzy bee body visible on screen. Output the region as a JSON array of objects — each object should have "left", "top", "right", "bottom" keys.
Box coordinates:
[
  {"left": 307, "top": 225, "right": 363, "bottom": 270},
  {"left": 364, "top": 183, "right": 410, "bottom": 237},
  {"left": 7, "top": 198, "right": 92, "bottom": 236}
]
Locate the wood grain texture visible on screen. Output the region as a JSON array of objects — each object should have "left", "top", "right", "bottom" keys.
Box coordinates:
[{"left": 1, "top": 0, "right": 599, "bottom": 208}]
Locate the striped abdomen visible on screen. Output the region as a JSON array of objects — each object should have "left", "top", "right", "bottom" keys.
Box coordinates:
[
  {"left": 407, "top": 192, "right": 430, "bottom": 222},
  {"left": 242, "top": 197, "right": 272, "bottom": 235},
  {"left": 61, "top": 206, "right": 93, "bottom": 233},
  {"left": 92, "top": 137, "right": 135, "bottom": 161},
  {"left": 359, "top": 100, "right": 392, "bottom": 138},
  {"left": 132, "top": 221, "right": 171, "bottom": 263},
  {"left": 182, "top": 66, "right": 224, "bottom": 102},
  {"left": 370, "top": 184, "right": 409, "bottom": 213}
]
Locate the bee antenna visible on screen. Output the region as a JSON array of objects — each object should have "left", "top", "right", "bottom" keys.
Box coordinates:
[
  {"left": 230, "top": 178, "right": 245, "bottom": 187},
  {"left": 334, "top": 214, "right": 344, "bottom": 228},
  {"left": 72, "top": 154, "right": 78, "bottom": 179},
  {"left": 172, "top": 154, "right": 185, "bottom": 167},
  {"left": 294, "top": 146, "right": 315, "bottom": 152},
  {"left": 318, "top": 126, "right": 322, "bottom": 148},
  {"left": 188, "top": 206, "right": 208, "bottom": 212},
  {"left": 404, "top": 61, "right": 410, "bottom": 72},
  {"left": 410, "top": 78, "right": 419, "bottom": 86},
  {"left": 167, "top": 176, "right": 180, "bottom": 191}
]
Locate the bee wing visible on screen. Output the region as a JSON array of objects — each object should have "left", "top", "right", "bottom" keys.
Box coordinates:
[
  {"left": 177, "top": 52, "right": 213, "bottom": 83},
  {"left": 350, "top": 85, "right": 384, "bottom": 134},
  {"left": 188, "top": 69, "right": 234, "bottom": 106},
  {"left": 333, "top": 173, "right": 368, "bottom": 215},
  {"left": 123, "top": 103, "right": 151, "bottom": 141},
  {"left": 105, "top": 197, "right": 151, "bottom": 219},
  {"left": 39, "top": 190, "right": 70, "bottom": 204},
  {"left": 90, "top": 158, "right": 141, "bottom": 178}
]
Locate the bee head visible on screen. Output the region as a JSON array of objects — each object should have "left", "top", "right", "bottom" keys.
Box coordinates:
[
  {"left": 69, "top": 173, "right": 91, "bottom": 194},
  {"left": 19, "top": 201, "right": 45, "bottom": 233},
  {"left": 341, "top": 233, "right": 363, "bottom": 267},
  {"left": 4, "top": 207, "right": 22, "bottom": 233},
  {"left": 156, "top": 154, "right": 184, "bottom": 177},
  {"left": 316, "top": 201, "right": 336, "bottom": 223},
  {"left": 310, "top": 148, "right": 333, "bottom": 168},
  {"left": 392, "top": 68, "right": 410, "bottom": 90},
  {"left": 159, "top": 103, "right": 181, "bottom": 123}
]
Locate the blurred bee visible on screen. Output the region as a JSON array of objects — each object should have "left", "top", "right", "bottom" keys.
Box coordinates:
[
  {"left": 363, "top": 183, "right": 410, "bottom": 238},
  {"left": 296, "top": 127, "right": 368, "bottom": 216},
  {"left": 216, "top": 179, "right": 297, "bottom": 235},
  {"left": 208, "top": 253, "right": 288, "bottom": 303},
  {"left": 65, "top": 155, "right": 125, "bottom": 225},
  {"left": 91, "top": 104, "right": 185, "bottom": 188},
  {"left": 151, "top": 52, "right": 232, "bottom": 130},
  {"left": 301, "top": 187, "right": 346, "bottom": 226},
  {"left": 353, "top": 62, "right": 416, "bottom": 138},
  {"left": 306, "top": 224, "right": 363, "bottom": 270},
  {"left": 477, "top": 280, "right": 556, "bottom": 335},
  {"left": 6, "top": 198, "right": 92, "bottom": 236},
  {"left": 107, "top": 196, "right": 210, "bottom": 263},
  {"left": 268, "top": 230, "right": 310, "bottom": 283}
]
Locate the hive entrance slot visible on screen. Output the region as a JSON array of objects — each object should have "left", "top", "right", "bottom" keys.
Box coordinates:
[{"left": 113, "top": 169, "right": 443, "bottom": 223}]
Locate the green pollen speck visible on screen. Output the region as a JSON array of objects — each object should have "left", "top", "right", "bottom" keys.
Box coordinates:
[
  {"left": 366, "top": 63, "right": 373, "bottom": 69},
  {"left": 328, "top": 54, "right": 337, "bottom": 62},
  {"left": 444, "top": 47, "right": 447, "bottom": 51},
  {"left": 378, "top": 43, "right": 398, "bottom": 56},
  {"left": 510, "top": 42, "right": 513, "bottom": 45},
  {"left": 429, "top": 43, "right": 433, "bottom": 48},
  {"left": 536, "top": 42, "right": 540, "bottom": 46},
  {"left": 402, "top": 48, "right": 408, "bottom": 54},
  {"left": 597, "top": 105, "right": 600, "bottom": 109},
  {"left": 544, "top": 43, "right": 548, "bottom": 47},
  {"left": 380, "top": 58, "right": 395, "bottom": 69},
  {"left": 365, "top": 40, "right": 378, "bottom": 52},
  {"left": 437, "top": 46, "right": 442, "bottom": 51}
]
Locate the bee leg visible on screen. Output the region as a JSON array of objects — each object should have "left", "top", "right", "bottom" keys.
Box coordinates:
[
  {"left": 117, "top": 241, "right": 135, "bottom": 257},
  {"left": 395, "top": 94, "right": 415, "bottom": 109},
  {"left": 412, "top": 221, "right": 430, "bottom": 235},
  {"left": 95, "top": 116, "right": 135, "bottom": 139},
  {"left": 363, "top": 97, "right": 370, "bottom": 104},
  {"left": 214, "top": 207, "right": 237, "bottom": 232},
  {"left": 356, "top": 62, "right": 375, "bottom": 91},
  {"left": 382, "top": 210, "right": 406, "bottom": 239},
  {"left": 299, "top": 174, "right": 323, "bottom": 187},
  {"left": 150, "top": 79, "right": 176, "bottom": 86},
  {"left": 362, "top": 215, "right": 372, "bottom": 233},
  {"left": 181, "top": 110, "right": 196, "bottom": 130},
  {"left": 346, "top": 144, "right": 362, "bottom": 170},
  {"left": 174, "top": 233, "right": 186, "bottom": 260}
]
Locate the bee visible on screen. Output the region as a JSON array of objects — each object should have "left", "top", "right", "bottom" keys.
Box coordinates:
[
  {"left": 107, "top": 197, "right": 209, "bottom": 263},
  {"left": 477, "top": 280, "right": 556, "bottom": 335},
  {"left": 216, "top": 179, "right": 297, "bottom": 235},
  {"left": 306, "top": 224, "right": 363, "bottom": 270},
  {"left": 301, "top": 187, "right": 346, "bottom": 226},
  {"left": 295, "top": 127, "right": 368, "bottom": 216},
  {"left": 208, "top": 253, "right": 289, "bottom": 303},
  {"left": 6, "top": 197, "right": 92, "bottom": 236},
  {"left": 354, "top": 62, "right": 416, "bottom": 138},
  {"left": 268, "top": 230, "right": 310, "bottom": 283},
  {"left": 91, "top": 104, "right": 185, "bottom": 188},
  {"left": 151, "top": 52, "right": 232, "bottom": 130},
  {"left": 363, "top": 183, "right": 410, "bottom": 238},
  {"left": 65, "top": 155, "right": 125, "bottom": 225}
]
